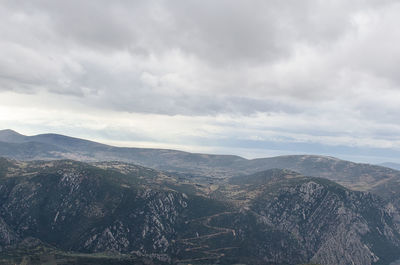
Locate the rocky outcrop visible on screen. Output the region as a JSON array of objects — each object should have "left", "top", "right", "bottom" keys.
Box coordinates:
[
  {"left": 0, "top": 166, "right": 191, "bottom": 260},
  {"left": 250, "top": 178, "right": 400, "bottom": 265},
  {"left": 1, "top": 159, "right": 400, "bottom": 264},
  {"left": 0, "top": 217, "right": 19, "bottom": 251}
]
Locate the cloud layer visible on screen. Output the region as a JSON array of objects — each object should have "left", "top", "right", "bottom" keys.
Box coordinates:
[{"left": 1, "top": 0, "right": 400, "bottom": 162}]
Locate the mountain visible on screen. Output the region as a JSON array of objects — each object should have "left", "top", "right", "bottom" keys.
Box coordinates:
[
  {"left": 0, "top": 129, "right": 26, "bottom": 143},
  {"left": 0, "top": 158, "right": 228, "bottom": 264},
  {"left": 0, "top": 129, "right": 245, "bottom": 177},
  {"left": 2, "top": 130, "right": 400, "bottom": 206},
  {"left": 0, "top": 130, "right": 399, "bottom": 181},
  {"left": 380, "top": 162, "right": 400, "bottom": 171},
  {"left": 229, "top": 169, "right": 400, "bottom": 265},
  {"left": 1, "top": 158, "right": 400, "bottom": 265}
]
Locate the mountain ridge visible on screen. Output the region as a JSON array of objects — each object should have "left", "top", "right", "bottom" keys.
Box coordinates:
[
  {"left": 380, "top": 162, "right": 400, "bottom": 171},
  {"left": 2, "top": 129, "right": 400, "bottom": 203},
  {"left": 1, "top": 157, "right": 400, "bottom": 264}
]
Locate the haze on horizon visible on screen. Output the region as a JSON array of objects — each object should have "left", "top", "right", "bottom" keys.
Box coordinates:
[{"left": 1, "top": 0, "right": 400, "bottom": 164}]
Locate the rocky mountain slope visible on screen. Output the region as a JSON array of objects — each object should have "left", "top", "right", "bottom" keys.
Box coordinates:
[
  {"left": 2, "top": 129, "right": 400, "bottom": 207},
  {"left": 230, "top": 170, "right": 400, "bottom": 265},
  {"left": 1, "top": 158, "right": 400, "bottom": 264}
]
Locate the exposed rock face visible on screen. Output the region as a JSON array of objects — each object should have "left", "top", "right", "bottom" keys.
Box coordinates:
[
  {"left": 0, "top": 217, "right": 19, "bottom": 250},
  {"left": 5, "top": 130, "right": 400, "bottom": 211},
  {"left": 0, "top": 161, "right": 195, "bottom": 262},
  {"left": 249, "top": 177, "right": 400, "bottom": 265},
  {"left": 81, "top": 189, "right": 188, "bottom": 255},
  {"left": 1, "top": 159, "right": 400, "bottom": 264}
]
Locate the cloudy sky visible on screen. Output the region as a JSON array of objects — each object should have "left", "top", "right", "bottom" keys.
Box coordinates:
[{"left": 1, "top": 0, "right": 400, "bottom": 163}]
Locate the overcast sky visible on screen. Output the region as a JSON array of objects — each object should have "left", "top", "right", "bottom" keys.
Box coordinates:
[{"left": 1, "top": 0, "right": 400, "bottom": 163}]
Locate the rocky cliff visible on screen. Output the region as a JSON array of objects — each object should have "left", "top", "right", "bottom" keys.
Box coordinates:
[{"left": 1, "top": 159, "right": 400, "bottom": 264}]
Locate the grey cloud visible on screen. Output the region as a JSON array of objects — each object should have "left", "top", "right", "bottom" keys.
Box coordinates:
[
  {"left": 2, "top": 0, "right": 376, "bottom": 62},
  {"left": 90, "top": 90, "right": 301, "bottom": 116},
  {"left": 1, "top": 0, "right": 400, "bottom": 120},
  {"left": 4, "top": 0, "right": 400, "bottom": 164}
]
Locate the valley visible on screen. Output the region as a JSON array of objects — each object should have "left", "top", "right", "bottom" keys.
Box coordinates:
[{"left": 1, "top": 130, "right": 400, "bottom": 264}]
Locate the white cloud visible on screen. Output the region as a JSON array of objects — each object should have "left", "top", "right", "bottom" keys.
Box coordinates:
[{"left": 1, "top": 0, "right": 400, "bottom": 162}]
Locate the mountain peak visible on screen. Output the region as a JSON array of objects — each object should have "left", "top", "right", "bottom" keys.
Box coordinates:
[
  {"left": 0, "top": 129, "right": 22, "bottom": 135},
  {"left": 0, "top": 129, "right": 26, "bottom": 143}
]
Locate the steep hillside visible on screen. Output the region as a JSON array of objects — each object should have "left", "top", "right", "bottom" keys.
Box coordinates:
[
  {"left": 1, "top": 159, "right": 400, "bottom": 264},
  {"left": 230, "top": 170, "right": 400, "bottom": 265},
  {"left": 3, "top": 130, "right": 400, "bottom": 213},
  {"left": 0, "top": 159, "right": 229, "bottom": 264}
]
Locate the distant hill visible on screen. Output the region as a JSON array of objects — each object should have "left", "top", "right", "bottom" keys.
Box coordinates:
[
  {"left": 0, "top": 129, "right": 26, "bottom": 142},
  {"left": 380, "top": 162, "right": 400, "bottom": 171},
  {"left": 0, "top": 129, "right": 245, "bottom": 177},
  {"left": 3, "top": 129, "right": 400, "bottom": 207},
  {"left": 233, "top": 155, "right": 398, "bottom": 189}
]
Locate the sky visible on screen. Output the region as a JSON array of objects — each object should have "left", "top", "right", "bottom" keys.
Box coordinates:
[{"left": 1, "top": 0, "right": 400, "bottom": 163}]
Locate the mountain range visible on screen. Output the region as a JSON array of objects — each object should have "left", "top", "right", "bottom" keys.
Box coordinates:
[
  {"left": 1, "top": 129, "right": 400, "bottom": 264},
  {"left": 380, "top": 162, "right": 400, "bottom": 171}
]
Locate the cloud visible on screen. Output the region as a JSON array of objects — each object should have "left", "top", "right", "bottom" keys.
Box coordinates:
[{"left": 1, "top": 0, "right": 400, "bottom": 162}]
